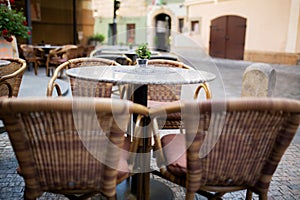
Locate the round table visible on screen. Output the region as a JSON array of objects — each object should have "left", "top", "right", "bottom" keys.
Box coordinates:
[
  {"left": 66, "top": 65, "right": 216, "bottom": 85},
  {"left": 0, "top": 60, "right": 11, "bottom": 67},
  {"left": 66, "top": 65, "right": 216, "bottom": 200}
]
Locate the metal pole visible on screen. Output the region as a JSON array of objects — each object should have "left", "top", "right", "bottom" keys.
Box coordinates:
[
  {"left": 112, "top": 0, "right": 117, "bottom": 45},
  {"left": 73, "top": 0, "right": 77, "bottom": 45},
  {"left": 25, "top": 0, "right": 32, "bottom": 44}
]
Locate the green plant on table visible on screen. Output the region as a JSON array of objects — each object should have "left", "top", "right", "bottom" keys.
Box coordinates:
[{"left": 135, "top": 43, "right": 151, "bottom": 59}]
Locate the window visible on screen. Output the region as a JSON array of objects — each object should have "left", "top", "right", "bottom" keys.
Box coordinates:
[
  {"left": 178, "top": 18, "right": 184, "bottom": 33},
  {"left": 191, "top": 21, "right": 199, "bottom": 33},
  {"left": 127, "top": 24, "right": 135, "bottom": 44}
]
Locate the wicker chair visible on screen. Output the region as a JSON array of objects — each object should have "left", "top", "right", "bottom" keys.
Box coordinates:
[
  {"left": 93, "top": 54, "right": 133, "bottom": 65},
  {"left": 151, "top": 98, "right": 300, "bottom": 200},
  {"left": 45, "top": 45, "right": 78, "bottom": 77},
  {"left": 47, "top": 57, "right": 120, "bottom": 97},
  {"left": 20, "top": 44, "right": 45, "bottom": 75},
  {"left": 0, "top": 57, "right": 27, "bottom": 97},
  {"left": 146, "top": 59, "right": 211, "bottom": 129},
  {"left": 0, "top": 97, "right": 149, "bottom": 200}
]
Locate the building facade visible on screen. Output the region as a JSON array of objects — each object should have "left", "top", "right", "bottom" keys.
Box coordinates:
[
  {"left": 92, "top": 0, "right": 185, "bottom": 51},
  {"left": 183, "top": 0, "right": 300, "bottom": 64},
  {"left": 92, "top": 0, "right": 299, "bottom": 64}
]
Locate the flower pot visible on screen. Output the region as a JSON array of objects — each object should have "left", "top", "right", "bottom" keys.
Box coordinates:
[
  {"left": 137, "top": 58, "right": 148, "bottom": 68},
  {"left": 0, "top": 36, "right": 19, "bottom": 58}
]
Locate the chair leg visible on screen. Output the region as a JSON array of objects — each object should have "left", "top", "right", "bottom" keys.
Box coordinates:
[
  {"left": 186, "top": 192, "right": 195, "bottom": 200},
  {"left": 259, "top": 193, "right": 268, "bottom": 200},
  {"left": 34, "top": 62, "right": 38, "bottom": 75},
  {"left": 246, "top": 189, "right": 253, "bottom": 200}
]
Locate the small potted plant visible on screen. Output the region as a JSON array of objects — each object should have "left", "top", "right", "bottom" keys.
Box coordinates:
[
  {"left": 135, "top": 43, "right": 151, "bottom": 67},
  {"left": 87, "top": 33, "right": 105, "bottom": 46}
]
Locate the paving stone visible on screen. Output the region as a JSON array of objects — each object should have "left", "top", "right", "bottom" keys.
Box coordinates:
[{"left": 0, "top": 59, "right": 299, "bottom": 199}]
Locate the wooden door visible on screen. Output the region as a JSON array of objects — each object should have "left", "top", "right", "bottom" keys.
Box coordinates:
[{"left": 209, "top": 15, "right": 246, "bottom": 60}]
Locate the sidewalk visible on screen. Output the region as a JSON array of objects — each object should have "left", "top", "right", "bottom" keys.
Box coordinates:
[{"left": 0, "top": 58, "right": 300, "bottom": 199}]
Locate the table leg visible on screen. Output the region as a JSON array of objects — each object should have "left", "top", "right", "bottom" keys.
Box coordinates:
[{"left": 130, "top": 84, "right": 173, "bottom": 200}]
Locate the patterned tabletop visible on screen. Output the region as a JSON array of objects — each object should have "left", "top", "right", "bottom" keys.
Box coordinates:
[{"left": 66, "top": 65, "right": 216, "bottom": 85}]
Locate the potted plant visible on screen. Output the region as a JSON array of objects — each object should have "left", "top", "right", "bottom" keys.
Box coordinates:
[
  {"left": 135, "top": 43, "right": 151, "bottom": 67},
  {"left": 87, "top": 33, "right": 105, "bottom": 46},
  {"left": 0, "top": 3, "right": 31, "bottom": 42},
  {"left": 0, "top": 1, "right": 31, "bottom": 57}
]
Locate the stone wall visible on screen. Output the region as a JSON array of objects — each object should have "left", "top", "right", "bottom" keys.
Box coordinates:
[{"left": 244, "top": 51, "right": 299, "bottom": 65}]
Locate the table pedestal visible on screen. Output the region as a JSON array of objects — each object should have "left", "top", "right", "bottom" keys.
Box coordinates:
[{"left": 117, "top": 178, "right": 174, "bottom": 200}]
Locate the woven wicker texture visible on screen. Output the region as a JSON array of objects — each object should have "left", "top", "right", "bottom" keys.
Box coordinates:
[
  {"left": 0, "top": 57, "right": 26, "bottom": 97},
  {"left": 47, "top": 57, "right": 120, "bottom": 97},
  {"left": 46, "top": 45, "right": 79, "bottom": 76},
  {"left": 151, "top": 98, "right": 300, "bottom": 200},
  {"left": 147, "top": 59, "right": 193, "bottom": 130},
  {"left": 20, "top": 44, "right": 45, "bottom": 75},
  {"left": 0, "top": 97, "right": 148, "bottom": 200}
]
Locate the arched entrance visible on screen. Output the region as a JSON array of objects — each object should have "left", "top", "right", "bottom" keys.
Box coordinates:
[
  {"left": 155, "top": 13, "right": 171, "bottom": 52},
  {"left": 209, "top": 15, "right": 246, "bottom": 60}
]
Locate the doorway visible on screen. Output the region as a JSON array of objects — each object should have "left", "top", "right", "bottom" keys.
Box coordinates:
[
  {"left": 155, "top": 13, "right": 171, "bottom": 52},
  {"left": 209, "top": 15, "right": 246, "bottom": 60}
]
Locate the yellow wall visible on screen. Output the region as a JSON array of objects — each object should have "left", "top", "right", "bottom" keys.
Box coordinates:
[
  {"left": 185, "top": 0, "right": 299, "bottom": 54},
  {"left": 31, "top": 0, "right": 93, "bottom": 45}
]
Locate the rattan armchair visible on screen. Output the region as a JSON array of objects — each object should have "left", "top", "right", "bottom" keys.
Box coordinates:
[
  {"left": 46, "top": 45, "right": 78, "bottom": 76},
  {"left": 0, "top": 97, "right": 149, "bottom": 200},
  {"left": 93, "top": 54, "right": 133, "bottom": 65},
  {"left": 20, "top": 44, "right": 45, "bottom": 75},
  {"left": 0, "top": 57, "right": 27, "bottom": 97},
  {"left": 151, "top": 98, "right": 300, "bottom": 200},
  {"left": 47, "top": 57, "right": 120, "bottom": 97}
]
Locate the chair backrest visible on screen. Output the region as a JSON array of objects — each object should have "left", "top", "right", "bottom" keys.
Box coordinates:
[
  {"left": 20, "top": 44, "right": 36, "bottom": 61},
  {"left": 47, "top": 57, "right": 120, "bottom": 97},
  {"left": 147, "top": 59, "right": 192, "bottom": 102},
  {"left": 94, "top": 54, "right": 133, "bottom": 65},
  {"left": 0, "top": 57, "right": 27, "bottom": 97},
  {"left": 0, "top": 97, "right": 148, "bottom": 199},
  {"left": 149, "top": 55, "right": 179, "bottom": 61},
  {"left": 151, "top": 98, "right": 300, "bottom": 196}
]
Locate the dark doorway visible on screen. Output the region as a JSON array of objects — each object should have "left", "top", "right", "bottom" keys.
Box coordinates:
[
  {"left": 155, "top": 13, "right": 171, "bottom": 52},
  {"left": 209, "top": 15, "right": 246, "bottom": 60},
  {"left": 108, "top": 24, "right": 114, "bottom": 45}
]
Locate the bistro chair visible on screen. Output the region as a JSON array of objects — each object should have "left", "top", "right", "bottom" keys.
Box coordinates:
[
  {"left": 45, "top": 45, "right": 78, "bottom": 77},
  {"left": 93, "top": 54, "right": 133, "bottom": 65},
  {"left": 146, "top": 59, "right": 212, "bottom": 130},
  {"left": 149, "top": 55, "right": 179, "bottom": 61},
  {"left": 20, "top": 44, "right": 45, "bottom": 75},
  {"left": 0, "top": 97, "right": 149, "bottom": 200},
  {"left": 47, "top": 57, "right": 120, "bottom": 97},
  {"left": 150, "top": 98, "right": 300, "bottom": 200},
  {"left": 0, "top": 57, "right": 27, "bottom": 97}
]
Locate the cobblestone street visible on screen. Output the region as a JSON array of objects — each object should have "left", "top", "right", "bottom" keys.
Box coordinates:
[{"left": 0, "top": 58, "right": 299, "bottom": 199}]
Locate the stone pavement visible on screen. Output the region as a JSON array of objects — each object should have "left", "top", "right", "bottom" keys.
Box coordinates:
[{"left": 0, "top": 58, "right": 300, "bottom": 199}]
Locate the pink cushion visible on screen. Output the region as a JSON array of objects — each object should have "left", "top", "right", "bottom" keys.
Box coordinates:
[{"left": 161, "top": 134, "right": 187, "bottom": 176}]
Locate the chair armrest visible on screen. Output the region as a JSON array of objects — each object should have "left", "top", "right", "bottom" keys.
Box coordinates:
[
  {"left": 194, "top": 83, "right": 212, "bottom": 100},
  {"left": 0, "top": 81, "right": 13, "bottom": 97},
  {"left": 47, "top": 61, "right": 70, "bottom": 96},
  {"left": 152, "top": 117, "right": 168, "bottom": 168}
]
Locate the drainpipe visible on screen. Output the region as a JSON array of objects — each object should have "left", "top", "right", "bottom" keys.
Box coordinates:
[
  {"left": 25, "top": 0, "right": 32, "bottom": 44},
  {"left": 73, "top": 0, "right": 77, "bottom": 45}
]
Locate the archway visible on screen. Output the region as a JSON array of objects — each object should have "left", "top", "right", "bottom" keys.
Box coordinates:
[{"left": 155, "top": 13, "right": 171, "bottom": 52}]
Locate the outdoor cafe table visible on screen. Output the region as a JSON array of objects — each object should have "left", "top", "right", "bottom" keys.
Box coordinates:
[{"left": 66, "top": 65, "right": 216, "bottom": 200}]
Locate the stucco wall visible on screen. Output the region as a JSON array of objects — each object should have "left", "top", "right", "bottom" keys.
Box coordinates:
[{"left": 185, "top": 0, "right": 298, "bottom": 53}]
